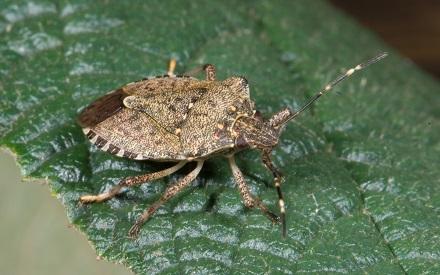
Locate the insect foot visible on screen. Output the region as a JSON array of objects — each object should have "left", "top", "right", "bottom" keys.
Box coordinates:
[
  {"left": 128, "top": 221, "right": 143, "bottom": 239},
  {"left": 79, "top": 187, "right": 122, "bottom": 204},
  {"left": 79, "top": 195, "right": 101, "bottom": 203},
  {"left": 78, "top": 54, "right": 387, "bottom": 238}
]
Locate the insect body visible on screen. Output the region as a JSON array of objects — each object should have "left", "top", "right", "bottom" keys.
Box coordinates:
[{"left": 78, "top": 54, "right": 387, "bottom": 237}]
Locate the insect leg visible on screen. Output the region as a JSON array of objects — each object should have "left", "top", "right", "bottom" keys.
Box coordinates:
[
  {"left": 262, "top": 150, "right": 287, "bottom": 237},
  {"left": 203, "top": 64, "right": 216, "bottom": 81},
  {"left": 181, "top": 64, "right": 216, "bottom": 81},
  {"left": 128, "top": 161, "right": 204, "bottom": 237},
  {"left": 228, "top": 155, "right": 280, "bottom": 224},
  {"left": 167, "top": 59, "right": 177, "bottom": 77},
  {"left": 80, "top": 161, "right": 187, "bottom": 203}
]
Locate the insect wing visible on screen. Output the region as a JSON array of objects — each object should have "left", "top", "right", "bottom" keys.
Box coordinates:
[{"left": 123, "top": 88, "right": 206, "bottom": 134}]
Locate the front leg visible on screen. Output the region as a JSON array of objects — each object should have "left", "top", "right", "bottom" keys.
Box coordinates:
[
  {"left": 228, "top": 155, "right": 280, "bottom": 224},
  {"left": 262, "top": 149, "right": 287, "bottom": 237}
]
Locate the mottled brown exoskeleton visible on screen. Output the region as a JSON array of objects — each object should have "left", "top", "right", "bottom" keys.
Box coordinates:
[{"left": 78, "top": 53, "right": 387, "bottom": 238}]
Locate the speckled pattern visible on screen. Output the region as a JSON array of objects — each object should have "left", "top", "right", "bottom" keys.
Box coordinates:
[
  {"left": 78, "top": 64, "right": 289, "bottom": 238},
  {"left": 79, "top": 75, "right": 255, "bottom": 161}
]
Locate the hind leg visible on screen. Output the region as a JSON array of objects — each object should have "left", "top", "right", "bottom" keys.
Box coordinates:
[
  {"left": 228, "top": 155, "right": 279, "bottom": 224},
  {"left": 80, "top": 161, "right": 187, "bottom": 203},
  {"left": 129, "top": 161, "right": 204, "bottom": 237}
]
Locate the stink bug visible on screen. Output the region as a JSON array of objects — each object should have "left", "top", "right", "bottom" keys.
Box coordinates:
[{"left": 78, "top": 53, "right": 388, "bottom": 237}]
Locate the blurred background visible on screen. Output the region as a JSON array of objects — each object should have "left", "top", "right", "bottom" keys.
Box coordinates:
[
  {"left": 331, "top": 0, "right": 440, "bottom": 79},
  {"left": 0, "top": 151, "right": 132, "bottom": 275},
  {"left": 1, "top": 1, "right": 438, "bottom": 274}
]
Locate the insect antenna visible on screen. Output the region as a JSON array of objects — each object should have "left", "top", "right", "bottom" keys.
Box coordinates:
[{"left": 270, "top": 52, "right": 388, "bottom": 128}]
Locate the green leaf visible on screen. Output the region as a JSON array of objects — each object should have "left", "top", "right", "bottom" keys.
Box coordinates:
[{"left": 1, "top": 0, "right": 440, "bottom": 274}]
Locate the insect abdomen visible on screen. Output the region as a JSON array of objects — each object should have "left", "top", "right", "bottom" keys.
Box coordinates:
[{"left": 78, "top": 88, "right": 129, "bottom": 128}]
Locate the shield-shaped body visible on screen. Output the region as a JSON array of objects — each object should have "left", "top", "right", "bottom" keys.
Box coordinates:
[{"left": 78, "top": 75, "right": 254, "bottom": 161}]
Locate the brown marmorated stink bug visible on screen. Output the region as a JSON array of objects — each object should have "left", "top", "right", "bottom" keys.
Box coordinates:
[{"left": 78, "top": 53, "right": 387, "bottom": 238}]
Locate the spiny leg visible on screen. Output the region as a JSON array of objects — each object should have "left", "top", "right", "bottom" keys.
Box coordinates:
[
  {"left": 129, "top": 161, "right": 204, "bottom": 237},
  {"left": 80, "top": 161, "right": 187, "bottom": 203},
  {"left": 262, "top": 150, "right": 287, "bottom": 237},
  {"left": 228, "top": 155, "right": 280, "bottom": 224}
]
